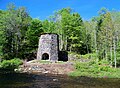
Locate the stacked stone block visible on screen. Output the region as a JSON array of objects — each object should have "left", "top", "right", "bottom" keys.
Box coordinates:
[{"left": 37, "top": 33, "right": 59, "bottom": 61}]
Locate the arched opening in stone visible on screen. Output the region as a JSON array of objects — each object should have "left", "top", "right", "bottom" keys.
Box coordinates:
[{"left": 42, "top": 53, "right": 49, "bottom": 60}]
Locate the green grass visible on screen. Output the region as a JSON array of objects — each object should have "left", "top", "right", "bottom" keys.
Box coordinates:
[
  {"left": 68, "top": 60, "right": 120, "bottom": 78},
  {"left": 39, "top": 60, "right": 50, "bottom": 64},
  {"left": 38, "top": 60, "right": 65, "bottom": 64}
]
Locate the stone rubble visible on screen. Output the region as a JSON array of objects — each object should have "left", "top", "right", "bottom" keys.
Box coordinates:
[{"left": 18, "top": 61, "right": 74, "bottom": 75}]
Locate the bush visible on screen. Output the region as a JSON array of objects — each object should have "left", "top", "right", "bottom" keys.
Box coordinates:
[
  {"left": 99, "top": 65, "right": 110, "bottom": 71},
  {"left": 70, "top": 55, "right": 120, "bottom": 78},
  {"left": 98, "top": 60, "right": 109, "bottom": 65},
  {"left": 81, "top": 53, "right": 97, "bottom": 59},
  {"left": 74, "top": 60, "right": 111, "bottom": 74},
  {"left": 0, "top": 58, "right": 23, "bottom": 71},
  {"left": 75, "top": 62, "right": 89, "bottom": 71}
]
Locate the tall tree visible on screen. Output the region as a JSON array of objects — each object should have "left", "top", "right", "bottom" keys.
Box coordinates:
[
  {"left": 0, "top": 4, "right": 31, "bottom": 59},
  {"left": 111, "top": 11, "right": 120, "bottom": 67},
  {"left": 49, "top": 8, "right": 85, "bottom": 53},
  {"left": 26, "top": 19, "right": 43, "bottom": 52},
  {"left": 0, "top": 10, "right": 6, "bottom": 58}
]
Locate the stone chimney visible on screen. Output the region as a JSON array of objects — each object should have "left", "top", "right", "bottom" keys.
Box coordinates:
[{"left": 37, "top": 33, "right": 59, "bottom": 61}]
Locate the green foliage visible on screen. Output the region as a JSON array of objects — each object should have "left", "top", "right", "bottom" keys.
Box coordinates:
[
  {"left": 81, "top": 53, "right": 97, "bottom": 59},
  {"left": 98, "top": 60, "right": 109, "bottom": 65},
  {"left": 42, "top": 20, "right": 56, "bottom": 33},
  {"left": 75, "top": 62, "right": 89, "bottom": 71},
  {"left": 49, "top": 8, "right": 85, "bottom": 52},
  {"left": 70, "top": 60, "right": 120, "bottom": 78},
  {"left": 26, "top": 19, "right": 43, "bottom": 52},
  {"left": 116, "top": 50, "right": 120, "bottom": 65},
  {"left": 0, "top": 3, "right": 31, "bottom": 59},
  {"left": 0, "top": 58, "right": 23, "bottom": 71}
]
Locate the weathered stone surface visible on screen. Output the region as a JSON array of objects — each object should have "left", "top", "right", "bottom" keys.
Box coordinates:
[{"left": 37, "top": 34, "right": 59, "bottom": 61}]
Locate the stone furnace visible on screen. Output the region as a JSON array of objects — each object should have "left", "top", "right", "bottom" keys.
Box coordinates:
[{"left": 37, "top": 33, "right": 59, "bottom": 61}]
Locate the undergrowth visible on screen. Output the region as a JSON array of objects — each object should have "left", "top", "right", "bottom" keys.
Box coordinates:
[{"left": 69, "top": 60, "right": 120, "bottom": 78}]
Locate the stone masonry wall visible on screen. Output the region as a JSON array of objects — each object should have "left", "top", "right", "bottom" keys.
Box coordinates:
[{"left": 37, "top": 34, "right": 59, "bottom": 61}]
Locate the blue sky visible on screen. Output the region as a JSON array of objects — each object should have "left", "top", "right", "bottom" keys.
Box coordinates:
[{"left": 0, "top": 0, "right": 120, "bottom": 20}]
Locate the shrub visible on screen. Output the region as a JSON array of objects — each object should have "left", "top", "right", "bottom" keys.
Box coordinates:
[
  {"left": 75, "top": 62, "right": 89, "bottom": 71},
  {"left": 0, "top": 58, "right": 23, "bottom": 71},
  {"left": 98, "top": 60, "right": 109, "bottom": 65},
  {"left": 81, "top": 53, "right": 97, "bottom": 59},
  {"left": 72, "top": 58, "right": 120, "bottom": 78},
  {"left": 99, "top": 65, "right": 110, "bottom": 71},
  {"left": 88, "top": 60, "right": 96, "bottom": 65}
]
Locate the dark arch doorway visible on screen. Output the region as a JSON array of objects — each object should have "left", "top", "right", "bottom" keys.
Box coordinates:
[{"left": 42, "top": 53, "right": 49, "bottom": 60}]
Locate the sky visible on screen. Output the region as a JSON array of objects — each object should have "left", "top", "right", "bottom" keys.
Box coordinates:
[{"left": 0, "top": 0, "right": 120, "bottom": 20}]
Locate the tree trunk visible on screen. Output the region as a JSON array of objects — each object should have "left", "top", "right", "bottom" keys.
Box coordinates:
[
  {"left": 110, "top": 44, "right": 113, "bottom": 65},
  {"left": 65, "top": 36, "right": 67, "bottom": 51},
  {"left": 113, "top": 36, "right": 117, "bottom": 68},
  {"left": 94, "top": 29, "right": 98, "bottom": 62}
]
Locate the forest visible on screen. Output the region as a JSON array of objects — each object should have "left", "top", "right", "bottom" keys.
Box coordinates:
[{"left": 0, "top": 4, "right": 120, "bottom": 69}]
